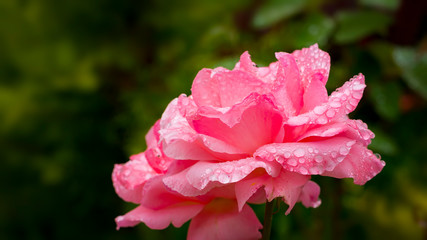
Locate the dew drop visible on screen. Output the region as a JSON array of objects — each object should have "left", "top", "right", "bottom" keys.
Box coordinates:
[
  {"left": 299, "top": 167, "right": 308, "bottom": 175},
  {"left": 352, "top": 83, "right": 365, "bottom": 90},
  {"left": 294, "top": 148, "right": 305, "bottom": 157},
  {"left": 313, "top": 105, "right": 327, "bottom": 115},
  {"left": 330, "top": 101, "right": 341, "bottom": 108},
  {"left": 284, "top": 152, "right": 291, "bottom": 158},
  {"left": 326, "top": 109, "right": 336, "bottom": 118},
  {"left": 299, "top": 158, "right": 305, "bottom": 163},
  {"left": 218, "top": 173, "right": 230, "bottom": 183},
  {"left": 266, "top": 146, "right": 277, "bottom": 153},
  {"left": 314, "top": 155, "right": 323, "bottom": 163},
  {"left": 375, "top": 153, "right": 381, "bottom": 159},
  {"left": 308, "top": 147, "right": 314, "bottom": 153},
  {"left": 205, "top": 168, "right": 213, "bottom": 174},
  {"left": 346, "top": 141, "right": 354, "bottom": 147},
  {"left": 339, "top": 146, "right": 350, "bottom": 155},
  {"left": 316, "top": 116, "right": 328, "bottom": 124},
  {"left": 331, "top": 151, "right": 338, "bottom": 158},
  {"left": 288, "top": 158, "right": 297, "bottom": 166}
]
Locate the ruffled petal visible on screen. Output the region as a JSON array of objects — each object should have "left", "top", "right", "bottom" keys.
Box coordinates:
[
  {"left": 297, "top": 119, "right": 375, "bottom": 146},
  {"left": 322, "top": 143, "right": 385, "bottom": 185},
  {"left": 112, "top": 153, "right": 159, "bottom": 203},
  {"left": 160, "top": 96, "right": 249, "bottom": 160},
  {"left": 301, "top": 73, "right": 329, "bottom": 113},
  {"left": 287, "top": 74, "right": 366, "bottom": 127},
  {"left": 272, "top": 52, "right": 303, "bottom": 116},
  {"left": 254, "top": 137, "right": 356, "bottom": 175},
  {"left": 185, "top": 157, "right": 281, "bottom": 191},
  {"left": 233, "top": 51, "right": 258, "bottom": 76},
  {"left": 299, "top": 181, "right": 321, "bottom": 208},
  {"left": 191, "top": 93, "right": 284, "bottom": 153},
  {"left": 292, "top": 43, "right": 330, "bottom": 86},
  {"left": 116, "top": 203, "right": 204, "bottom": 230},
  {"left": 187, "top": 199, "right": 262, "bottom": 240},
  {"left": 191, "top": 67, "right": 266, "bottom": 108}
]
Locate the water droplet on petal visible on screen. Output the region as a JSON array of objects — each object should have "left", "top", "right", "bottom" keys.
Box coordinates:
[
  {"left": 205, "top": 168, "right": 213, "bottom": 174},
  {"left": 316, "top": 116, "right": 328, "bottom": 124},
  {"left": 313, "top": 105, "right": 327, "bottom": 115},
  {"left": 326, "top": 109, "right": 336, "bottom": 118},
  {"left": 294, "top": 148, "right": 305, "bottom": 157},
  {"left": 375, "top": 153, "right": 381, "bottom": 159},
  {"left": 330, "top": 101, "right": 341, "bottom": 108},
  {"left": 314, "top": 155, "right": 323, "bottom": 163},
  {"left": 299, "top": 167, "right": 308, "bottom": 175},
  {"left": 284, "top": 152, "right": 291, "bottom": 158},
  {"left": 308, "top": 147, "right": 313, "bottom": 153},
  {"left": 218, "top": 173, "right": 230, "bottom": 183},
  {"left": 339, "top": 146, "right": 350, "bottom": 155},
  {"left": 299, "top": 158, "right": 305, "bottom": 163},
  {"left": 331, "top": 151, "right": 338, "bottom": 158},
  {"left": 288, "top": 158, "right": 297, "bottom": 166}
]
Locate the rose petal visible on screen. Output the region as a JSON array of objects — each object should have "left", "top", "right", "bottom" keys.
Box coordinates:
[
  {"left": 273, "top": 52, "right": 303, "bottom": 116},
  {"left": 299, "top": 181, "right": 321, "bottom": 208},
  {"left": 254, "top": 137, "right": 356, "bottom": 175},
  {"left": 292, "top": 43, "right": 330, "bottom": 86},
  {"left": 185, "top": 157, "right": 281, "bottom": 191},
  {"left": 187, "top": 199, "right": 262, "bottom": 240},
  {"left": 287, "top": 73, "right": 366, "bottom": 126},
  {"left": 116, "top": 203, "right": 204, "bottom": 230},
  {"left": 192, "top": 67, "right": 266, "bottom": 108},
  {"left": 323, "top": 143, "right": 385, "bottom": 185},
  {"left": 296, "top": 119, "right": 375, "bottom": 146},
  {"left": 160, "top": 96, "right": 249, "bottom": 160},
  {"left": 112, "top": 153, "right": 159, "bottom": 203},
  {"left": 191, "top": 93, "right": 284, "bottom": 153}
]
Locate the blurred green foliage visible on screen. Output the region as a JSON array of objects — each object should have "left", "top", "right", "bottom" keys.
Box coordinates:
[{"left": 0, "top": 0, "right": 426, "bottom": 239}]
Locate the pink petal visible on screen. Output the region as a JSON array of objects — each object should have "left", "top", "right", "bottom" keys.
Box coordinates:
[
  {"left": 292, "top": 44, "right": 330, "bottom": 86},
  {"left": 160, "top": 96, "right": 249, "bottom": 160},
  {"left": 185, "top": 157, "right": 281, "bottom": 191},
  {"left": 233, "top": 51, "right": 257, "bottom": 76},
  {"left": 187, "top": 199, "right": 262, "bottom": 240},
  {"left": 191, "top": 67, "right": 266, "bottom": 108},
  {"left": 116, "top": 203, "right": 204, "bottom": 230},
  {"left": 141, "top": 175, "right": 203, "bottom": 210},
  {"left": 287, "top": 74, "right": 366, "bottom": 126},
  {"left": 112, "top": 153, "right": 159, "bottom": 203},
  {"left": 299, "top": 181, "right": 321, "bottom": 208},
  {"left": 272, "top": 52, "right": 303, "bottom": 116},
  {"left": 296, "top": 119, "right": 375, "bottom": 146},
  {"left": 191, "top": 93, "right": 284, "bottom": 153},
  {"left": 254, "top": 137, "right": 356, "bottom": 175},
  {"left": 263, "top": 170, "right": 310, "bottom": 214},
  {"left": 145, "top": 120, "right": 161, "bottom": 149},
  {"left": 301, "top": 73, "right": 329, "bottom": 113},
  {"left": 323, "top": 143, "right": 385, "bottom": 185}
]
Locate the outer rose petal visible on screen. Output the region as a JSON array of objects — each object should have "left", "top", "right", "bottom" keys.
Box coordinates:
[
  {"left": 115, "top": 203, "right": 204, "bottom": 230},
  {"left": 233, "top": 51, "right": 257, "bottom": 76},
  {"left": 191, "top": 67, "right": 265, "bottom": 108},
  {"left": 299, "top": 181, "right": 321, "bottom": 208},
  {"left": 273, "top": 52, "right": 303, "bottom": 116},
  {"left": 323, "top": 143, "right": 385, "bottom": 185},
  {"left": 191, "top": 93, "right": 284, "bottom": 154},
  {"left": 234, "top": 170, "right": 309, "bottom": 213},
  {"left": 187, "top": 199, "right": 262, "bottom": 240},
  {"left": 185, "top": 157, "right": 281, "bottom": 191},
  {"left": 112, "top": 153, "right": 159, "bottom": 203},
  {"left": 292, "top": 43, "right": 330, "bottom": 86},
  {"left": 297, "top": 119, "right": 375, "bottom": 146},
  {"left": 254, "top": 137, "right": 356, "bottom": 175},
  {"left": 160, "top": 96, "right": 249, "bottom": 160},
  {"left": 287, "top": 74, "right": 366, "bottom": 127}
]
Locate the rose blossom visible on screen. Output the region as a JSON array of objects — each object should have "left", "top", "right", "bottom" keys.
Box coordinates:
[{"left": 113, "top": 44, "right": 385, "bottom": 239}]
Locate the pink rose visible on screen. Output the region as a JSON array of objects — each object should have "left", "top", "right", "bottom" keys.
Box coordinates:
[{"left": 113, "top": 44, "right": 385, "bottom": 239}]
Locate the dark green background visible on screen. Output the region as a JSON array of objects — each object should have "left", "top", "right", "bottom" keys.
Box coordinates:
[{"left": 1, "top": 0, "right": 426, "bottom": 239}]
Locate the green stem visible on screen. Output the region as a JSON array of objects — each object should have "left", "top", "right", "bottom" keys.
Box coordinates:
[{"left": 262, "top": 198, "right": 277, "bottom": 240}]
